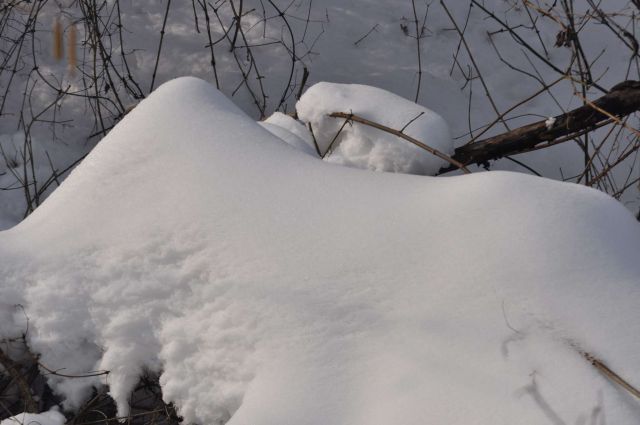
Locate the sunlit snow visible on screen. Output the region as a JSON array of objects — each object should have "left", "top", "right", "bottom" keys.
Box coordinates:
[{"left": 0, "top": 78, "right": 639, "bottom": 425}]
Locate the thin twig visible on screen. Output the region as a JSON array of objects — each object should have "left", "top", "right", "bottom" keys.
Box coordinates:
[
  {"left": 583, "top": 351, "right": 640, "bottom": 400},
  {"left": 149, "top": 0, "right": 172, "bottom": 92}
]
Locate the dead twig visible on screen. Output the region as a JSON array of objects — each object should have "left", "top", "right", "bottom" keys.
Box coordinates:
[
  {"left": 149, "top": 0, "right": 172, "bottom": 92},
  {"left": 35, "top": 358, "right": 109, "bottom": 379},
  {"left": 582, "top": 351, "right": 640, "bottom": 400},
  {"left": 329, "top": 112, "right": 470, "bottom": 173}
]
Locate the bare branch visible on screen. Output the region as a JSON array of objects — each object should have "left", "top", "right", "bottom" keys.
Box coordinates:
[{"left": 329, "top": 112, "right": 471, "bottom": 173}]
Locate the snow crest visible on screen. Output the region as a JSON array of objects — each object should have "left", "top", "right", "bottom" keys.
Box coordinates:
[{"left": 296, "top": 82, "right": 453, "bottom": 175}]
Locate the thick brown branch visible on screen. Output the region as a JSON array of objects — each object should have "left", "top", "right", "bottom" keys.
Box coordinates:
[{"left": 438, "top": 81, "right": 640, "bottom": 174}]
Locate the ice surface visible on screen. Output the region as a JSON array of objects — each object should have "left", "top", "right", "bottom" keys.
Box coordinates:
[
  {"left": 297, "top": 82, "right": 452, "bottom": 175},
  {"left": 0, "top": 77, "right": 639, "bottom": 425}
]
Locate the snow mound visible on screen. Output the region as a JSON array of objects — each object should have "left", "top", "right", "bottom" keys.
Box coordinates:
[
  {"left": 296, "top": 82, "right": 452, "bottom": 175},
  {"left": 1, "top": 77, "right": 640, "bottom": 425},
  {"left": 0, "top": 409, "right": 65, "bottom": 425}
]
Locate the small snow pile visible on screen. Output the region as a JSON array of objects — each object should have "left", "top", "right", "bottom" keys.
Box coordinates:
[
  {"left": 258, "top": 112, "right": 317, "bottom": 156},
  {"left": 0, "top": 409, "right": 65, "bottom": 425},
  {"left": 545, "top": 117, "right": 557, "bottom": 130},
  {"left": 1, "top": 77, "right": 640, "bottom": 425},
  {"left": 296, "top": 82, "right": 452, "bottom": 175}
]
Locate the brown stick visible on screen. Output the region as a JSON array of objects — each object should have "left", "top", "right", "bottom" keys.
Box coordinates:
[
  {"left": 438, "top": 81, "right": 640, "bottom": 174},
  {"left": 583, "top": 351, "right": 640, "bottom": 400},
  {"left": 328, "top": 112, "right": 471, "bottom": 174}
]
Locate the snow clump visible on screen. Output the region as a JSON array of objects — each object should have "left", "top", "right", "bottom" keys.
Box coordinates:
[
  {"left": 296, "top": 82, "right": 453, "bottom": 175},
  {"left": 258, "top": 112, "right": 317, "bottom": 156}
]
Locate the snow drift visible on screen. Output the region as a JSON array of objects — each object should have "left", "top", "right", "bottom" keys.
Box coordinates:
[{"left": 0, "top": 77, "right": 639, "bottom": 425}]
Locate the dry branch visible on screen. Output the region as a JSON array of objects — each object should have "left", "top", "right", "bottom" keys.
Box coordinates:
[
  {"left": 0, "top": 346, "right": 37, "bottom": 413},
  {"left": 329, "top": 112, "right": 470, "bottom": 173},
  {"left": 438, "top": 81, "right": 640, "bottom": 174}
]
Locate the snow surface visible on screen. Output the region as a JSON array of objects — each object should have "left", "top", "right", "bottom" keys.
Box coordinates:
[
  {"left": 297, "top": 82, "right": 452, "bottom": 175},
  {"left": 258, "top": 112, "right": 317, "bottom": 156},
  {"left": 1, "top": 77, "right": 640, "bottom": 425},
  {"left": 0, "top": 409, "right": 65, "bottom": 425}
]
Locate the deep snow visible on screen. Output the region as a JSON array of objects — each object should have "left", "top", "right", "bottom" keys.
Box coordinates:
[{"left": 0, "top": 77, "right": 639, "bottom": 425}]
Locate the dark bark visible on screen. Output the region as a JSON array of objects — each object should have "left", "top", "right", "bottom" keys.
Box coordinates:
[{"left": 438, "top": 81, "right": 640, "bottom": 174}]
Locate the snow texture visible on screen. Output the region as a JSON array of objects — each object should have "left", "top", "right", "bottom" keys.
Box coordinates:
[
  {"left": 258, "top": 113, "right": 317, "bottom": 156},
  {"left": 0, "top": 134, "right": 85, "bottom": 231},
  {"left": 0, "top": 77, "right": 639, "bottom": 425},
  {"left": 297, "top": 82, "right": 453, "bottom": 175},
  {"left": 0, "top": 409, "right": 65, "bottom": 425}
]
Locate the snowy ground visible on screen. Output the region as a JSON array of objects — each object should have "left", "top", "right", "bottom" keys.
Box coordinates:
[{"left": 1, "top": 77, "right": 639, "bottom": 425}]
